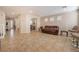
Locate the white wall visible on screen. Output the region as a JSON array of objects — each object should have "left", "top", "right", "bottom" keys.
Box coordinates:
[
  {"left": 77, "top": 10, "right": 79, "bottom": 25},
  {"left": 61, "top": 11, "right": 78, "bottom": 30},
  {"left": 40, "top": 11, "right": 78, "bottom": 31}
]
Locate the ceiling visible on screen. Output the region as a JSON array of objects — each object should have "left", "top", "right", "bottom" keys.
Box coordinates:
[{"left": 0, "top": 6, "right": 78, "bottom": 17}]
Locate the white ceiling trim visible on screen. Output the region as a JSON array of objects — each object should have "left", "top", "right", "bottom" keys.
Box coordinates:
[{"left": 0, "top": 6, "right": 78, "bottom": 17}]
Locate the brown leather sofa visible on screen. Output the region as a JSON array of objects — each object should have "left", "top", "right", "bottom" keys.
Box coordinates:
[{"left": 40, "top": 26, "right": 59, "bottom": 35}]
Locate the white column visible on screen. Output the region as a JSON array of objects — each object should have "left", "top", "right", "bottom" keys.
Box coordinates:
[
  {"left": 20, "top": 14, "right": 31, "bottom": 33},
  {"left": 36, "top": 17, "right": 40, "bottom": 31}
]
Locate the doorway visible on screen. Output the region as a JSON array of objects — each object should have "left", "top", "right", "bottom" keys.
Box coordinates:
[
  {"left": 6, "top": 18, "right": 16, "bottom": 37},
  {"left": 30, "top": 18, "right": 37, "bottom": 32}
]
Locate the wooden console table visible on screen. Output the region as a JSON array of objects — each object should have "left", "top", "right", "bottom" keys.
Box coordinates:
[{"left": 60, "top": 30, "right": 68, "bottom": 37}]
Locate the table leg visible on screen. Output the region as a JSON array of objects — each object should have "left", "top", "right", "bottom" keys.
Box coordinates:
[
  {"left": 60, "top": 31, "right": 62, "bottom": 35},
  {"left": 66, "top": 32, "right": 68, "bottom": 37}
]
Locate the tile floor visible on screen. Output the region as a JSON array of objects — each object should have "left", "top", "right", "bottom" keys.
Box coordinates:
[{"left": 0, "top": 31, "right": 79, "bottom": 52}]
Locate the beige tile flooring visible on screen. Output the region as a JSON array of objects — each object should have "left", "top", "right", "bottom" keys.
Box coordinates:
[{"left": 0, "top": 31, "right": 79, "bottom": 52}]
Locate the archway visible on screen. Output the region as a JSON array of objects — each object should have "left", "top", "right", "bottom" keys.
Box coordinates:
[{"left": 30, "top": 16, "right": 40, "bottom": 32}]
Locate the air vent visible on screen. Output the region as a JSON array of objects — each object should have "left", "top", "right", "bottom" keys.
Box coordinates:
[{"left": 62, "top": 6, "right": 67, "bottom": 8}]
